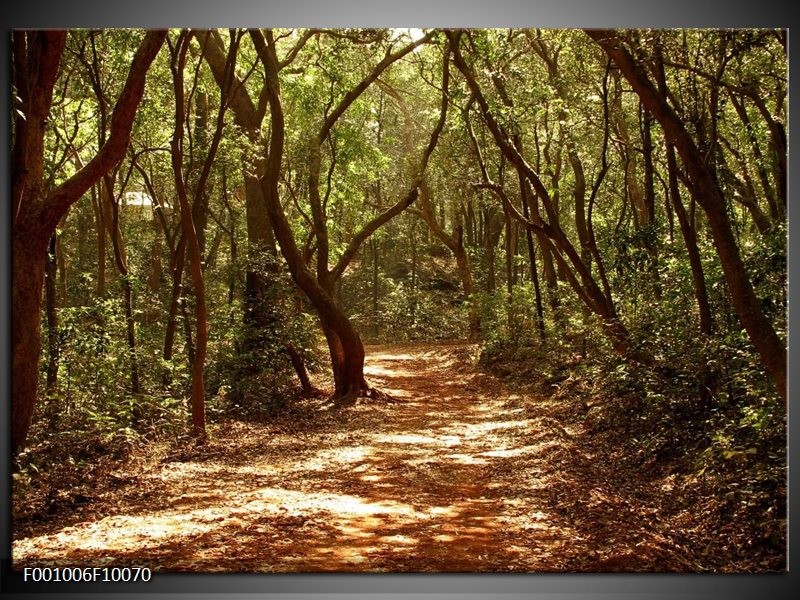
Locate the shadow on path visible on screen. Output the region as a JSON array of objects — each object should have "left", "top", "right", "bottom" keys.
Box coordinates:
[{"left": 13, "top": 343, "right": 689, "bottom": 572}]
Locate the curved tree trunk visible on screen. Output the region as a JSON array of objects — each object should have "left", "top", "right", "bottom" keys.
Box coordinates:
[
  {"left": 252, "top": 29, "right": 445, "bottom": 401},
  {"left": 253, "top": 29, "right": 371, "bottom": 401},
  {"left": 11, "top": 30, "right": 165, "bottom": 455},
  {"left": 418, "top": 181, "right": 479, "bottom": 340},
  {"left": 587, "top": 29, "right": 786, "bottom": 402}
]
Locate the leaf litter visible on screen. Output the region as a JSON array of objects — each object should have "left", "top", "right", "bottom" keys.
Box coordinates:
[{"left": 12, "top": 342, "right": 784, "bottom": 572}]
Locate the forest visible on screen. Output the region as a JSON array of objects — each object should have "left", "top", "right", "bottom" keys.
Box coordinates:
[{"left": 10, "top": 28, "right": 786, "bottom": 573}]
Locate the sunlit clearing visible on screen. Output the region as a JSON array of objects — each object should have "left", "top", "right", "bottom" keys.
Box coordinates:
[
  {"left": 301, "top": 446, "right": 371, "bottom": 471},
  {"left": 13, "top": 486, "right": 428, "bottom": 563},
  {"left": 242, "top": 487, "right": 422, "bottom": 518},
  {"left": 367, "top": 352, "right": 416, "bottom": 362},
  {"left": 378, "top": 534, "right": 417, "bottom": 545},
  {"left": 364, "top": 364, "right": 418, "bottom": 378},
  {"left": 14, "top": 509, "right": 230, "bottom": 559},
  {"left": 427, "top": 506, "right": 455, "bottom": 516}
]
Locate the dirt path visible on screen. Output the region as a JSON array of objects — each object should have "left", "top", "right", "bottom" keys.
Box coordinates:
[{"left": 13, "top": 343, "right": 690, "bottom": 572}]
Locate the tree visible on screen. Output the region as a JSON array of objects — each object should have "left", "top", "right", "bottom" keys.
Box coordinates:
[
  {"left": 11, "top": 30, "right": 166, "bottom": 454},
  {"left": 253, "top": 28, "right": 448, "bottom": 400},
  {"left": 585, "top": 29, "right": 786, "bottom": 402},
  {"left": 448, "top": 30, "right": 643, "bottom": 360}
]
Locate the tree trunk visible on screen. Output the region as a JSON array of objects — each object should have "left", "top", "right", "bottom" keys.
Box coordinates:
[
  {"left": 163, "top": 236, "right": 187, "bottom": 365},
  {"left": 655, "top": 50, "right": 714, "bottom": 339},
  {"left": 253, "top": 29, "right": 371, "bottom": 401},
  {"left": 12, "top": 239, "right": 48, "bottom": 454},
  {"left": 11, "top": 30, "right": 165, "bottom": 454},
  {"left": 588, "top": 30, "right": 786, "bottom": 401},
  {"left": 640, "top": 103, "right": 662, "bottom": 299},
  {"left": 93, "top": 184, "right": 108, "bottom": 297},
  {"left": 104, "top": 175, "right": 141, "bottom": 394},
  {"left": 516, "top": 146, "right": 545, "bottom": 340},
  {"left": 170, "top": 31, "right": 210, "bottom": 439},
  {"left": 200, "top": 29, "right": 319, "bottom": 395}
]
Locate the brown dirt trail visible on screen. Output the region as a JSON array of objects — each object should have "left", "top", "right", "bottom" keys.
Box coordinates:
[{"left": 13, "top": 343, "right": 690, "bottom": 572}]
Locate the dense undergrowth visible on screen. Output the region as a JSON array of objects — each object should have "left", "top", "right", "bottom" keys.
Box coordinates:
[{"left": 480, "top": 327, "right": 786, "bottom": 570}]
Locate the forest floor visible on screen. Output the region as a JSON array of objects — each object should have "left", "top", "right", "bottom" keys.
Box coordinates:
[{"left": 12, "top": 342, "right": 779, "bottom": 572}]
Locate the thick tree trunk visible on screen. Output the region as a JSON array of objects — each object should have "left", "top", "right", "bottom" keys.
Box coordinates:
[
  {"left": 12, "top": 239, "right": 48, "bottom": 454},
  {"left": 11, "top": 30, "right": 165, "bottom": 454},
  {"left": 254, "top": 30, "right": 370, "bottom": 400}
]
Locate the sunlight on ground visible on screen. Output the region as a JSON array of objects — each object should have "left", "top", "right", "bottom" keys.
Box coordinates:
[
  {"left": 479, "top": 445, "right": 540, "bottom": 458},
  {"left": 440, "top": 453, "right": 489, "bottom": 465},
  {"left": 372, "top": 433, "right": 462, "bottom": 446},
  {"left": 14, "top": 343, "right": 586, "bottom": 572}
]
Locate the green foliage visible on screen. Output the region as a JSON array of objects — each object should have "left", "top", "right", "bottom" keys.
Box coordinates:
[
  {"left": 375, "top": 279, "right": 466, "bottom": 342},
  {"left": 22, "top": 30, "right": 787, "bottom": 520},
  {"left": 208, "top": 267, "right": 323, "bottom": 417}
]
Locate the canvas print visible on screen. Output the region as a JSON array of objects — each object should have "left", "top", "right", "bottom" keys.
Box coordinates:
[{"left": 10, "top": 28, "right": 786, "bottom": 573}]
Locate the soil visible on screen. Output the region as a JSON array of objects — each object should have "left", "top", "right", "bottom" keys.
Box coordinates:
[{"left": 11, "top": 342, "right": 769, "bottom": 572}]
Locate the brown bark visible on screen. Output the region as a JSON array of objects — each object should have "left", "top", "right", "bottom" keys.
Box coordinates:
[
  {"left": 587, "top": 29, "right": 785, "bottom": 401},
  {"left": 449, "top": 31, "right": 639, "bottom": 359},
  {"left": 252, "top": 28, "right": 365, "bottom": 399},
  {"left": 527, "top": 36, "right": 595, "bottom": 278},
  {"left": 520, "top": 176, "right": 546, "bottom": 339},
  {"left": 198, "top": 31, "right": 277, "bottom": 334},
  {"left": 171, "top": 30, "right": 219, "bottom": 439},
  {"left": 163, "top": 236, "right": 187, "bottom": 365},
  {"left": 418, "top": 181, "right": 480, "bottom": 340},
  {"left": 286, "top": 344, "right": 315, "bottom": 396},
  {"left": 200, "top": 30, "right": 320, "bottom": 395},
  {"left": 11, "top": 30, "right": 165, "bottom": 454},
  {"left": 716, "top": 135, "right": 772, "bottom": 236},
  {"left": 252, "top": 28, "right": 444, "bottom": 400}
]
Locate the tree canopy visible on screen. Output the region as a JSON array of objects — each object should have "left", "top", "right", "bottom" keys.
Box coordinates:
[{"left": 10, "top": 27, "right": 786, "bottom": 574}]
